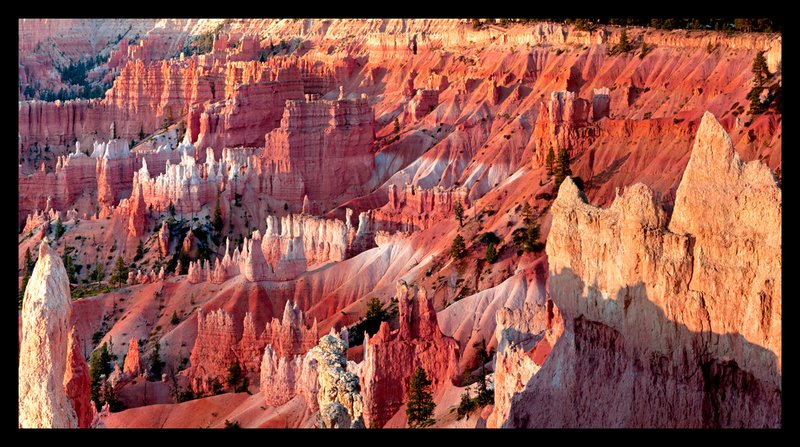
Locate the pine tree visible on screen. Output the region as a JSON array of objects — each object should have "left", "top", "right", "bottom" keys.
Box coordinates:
[
  {"left": 365, "top": 297, "right": 384, "bottom": 321},
  {"left": 394, "top": 117, "right": 401, "bottom": 134},
  {"left": 62, "top": 247, "right": 77, "bottom": 284},
  {"left": 472, "top": 338, "right": 495, "bottom": 405},
  {"left": 24, "top": 247, "right": 35, "bottom": 274},
  {"left": 485, "top": 242, "right": 497, "bottom": 264},
  {"left": 211, "top": 377, "right": 223, "bottom": 395},
  {"left": 618, "top": 29, "right": 630, "bottom": 52},
  {"left": 523, "top": 219, "right": 542, "bottom": 253},
  {"left": 521, "top": 202, "right": 533, "bottom": 225},
  {"left": 19, "top": 269, "right": 30, "bottom": 309},
  {"left": 150, "top": 342, "right": 162, "bottom": 379},
  {"left": 752, "top": 51, "right": 769, "bottom": 87},
  {"left": 450, "top": 233, "right": 467, "bottom": 259},
  {"left": 748, "top": 51, "right": 770, "bottom": 115},
  {"left": 212, "top": 194, "right": 224, "bottom": 232},
  {"left": 226, "top": 362, "right": 245, "bottom": 392},
  {"left": 91, "top": 261, "right": 105, "bottom": 284},
  {"left": 54, "top": 218, "right": 65, "bottom": 239},
  {"left": 89, "top": 343, "right": 112, "bottom": 410},
  {"left": 170, "top": 310, "right": 180, "bottom": 325},
  {"left": 553, "top": 148, "right": 572, "bottom": 194},
  {"left": 453, "top": 199, "right": 464, "bottom": 227},
  {"left": 104, "top": 382, "right": 123, "bottom": 412},
  {"left": 545, "top": 147, "right": 555, "bottom": 177},
  {"left": 134, "top": 240, "right": 144, "bottom": 261},
  {"left": 110, "top": 256, "right": 129, "bottom": 286},
  {"left": 406, "top": 366, "right": 435, "bottom": 428}
]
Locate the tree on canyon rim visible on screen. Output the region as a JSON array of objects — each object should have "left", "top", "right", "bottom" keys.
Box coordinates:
[
  {"left": 748, "top": 51, "right": 770, "bottom": 115},
  {"left": 406, "top": 366, "right": 436, "bottom": 428}
]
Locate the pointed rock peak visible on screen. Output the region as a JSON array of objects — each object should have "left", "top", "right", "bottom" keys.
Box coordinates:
[
  {"left": 20, "top": 237, "right": 75, "bottom": 428},
  {"left": 669, "top": 111, "right": 781, "bottom": 239},
  {"left": 688, "top": 111, "right": 737, "bottom": 174},
  {"left": 39, "top": 239, "right": 53, "bottom": 261},
  {"left": 283, "top": 300, "right": 295, "bottom": 323},
  {"left": 554, "top": 176, "right": 588, "bottom": 205}
]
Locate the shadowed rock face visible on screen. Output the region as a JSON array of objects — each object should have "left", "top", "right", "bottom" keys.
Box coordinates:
[
  {"left": 64, "top": 327, "right": 93, "bottom": 428},
  {"left": 19, "top": 241, "right": 78, "bottom": 428},
  {"left": 506, "top": 113, "right": 781, "bottom": 428}
]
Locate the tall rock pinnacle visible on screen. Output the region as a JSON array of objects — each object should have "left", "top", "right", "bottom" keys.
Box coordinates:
[{"left": 19, "top": 240, "right": 78, "bottom": 428}]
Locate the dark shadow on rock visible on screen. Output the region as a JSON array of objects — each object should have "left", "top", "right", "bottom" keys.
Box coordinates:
[{"left": 506, "top": 267, "right": 781, "bottom": 428}]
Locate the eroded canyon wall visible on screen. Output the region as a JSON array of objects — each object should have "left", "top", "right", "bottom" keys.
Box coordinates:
[{"left": 506, "top": 112, "right": 781, "bottom": 428}]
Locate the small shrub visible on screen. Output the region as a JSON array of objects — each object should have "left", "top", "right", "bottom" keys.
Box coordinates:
[{"left": 456, "top": 392, "right": 479, "bottom": 420}]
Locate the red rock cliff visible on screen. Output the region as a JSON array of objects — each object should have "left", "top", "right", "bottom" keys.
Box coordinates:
[{"left": 63, "top": 327, "right": 93, "bottom": 428}]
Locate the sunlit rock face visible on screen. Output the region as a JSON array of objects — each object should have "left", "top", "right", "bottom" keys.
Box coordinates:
[{"left": 506, "top": 113, "right": 781, "bottom": 428}]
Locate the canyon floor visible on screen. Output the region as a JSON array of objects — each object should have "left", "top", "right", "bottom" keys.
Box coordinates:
[{"left": 17, "top": 18, "right": 781, "bottom": 429}]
